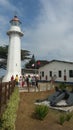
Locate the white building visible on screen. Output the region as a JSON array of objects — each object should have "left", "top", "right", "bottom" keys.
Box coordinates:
[
  {"left": 3, "top": 16, "right": 24, "bottom": 82},
  {"left": 39, "top": 60, "right": 73, "bottom": 83}
]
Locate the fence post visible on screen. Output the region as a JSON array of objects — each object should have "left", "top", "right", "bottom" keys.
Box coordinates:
[
  {"left": 4, "top": 83, "right": 7, "bottom": 104},
  {"left": 0, "top": 82, "right": 2, "bottom": 114},
  {"left": 11, "top": 81, "right": 15, "bottom": 93},
  {"left": 10, "top": 81, "right": 13, "bottom": 94},
  {"left": 12, "top": 80, "right": 15, "bottom": 91},
  {"left": 8, "top": 82, "right": 10, "bottom": 99},
  {"left": 38, "top": 84, "right": 40, "bottom": 92}
]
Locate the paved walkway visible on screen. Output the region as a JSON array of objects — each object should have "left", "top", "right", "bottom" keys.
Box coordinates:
[
  {"left": 19, "top": 85, "right": 53, "bottom": 92},
  {"left": 19, "top": 86, "right": 38, "bottom": 92}
]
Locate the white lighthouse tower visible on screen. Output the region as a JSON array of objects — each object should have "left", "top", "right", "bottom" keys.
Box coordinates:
[{"left": 3, "top": 16, "right": 24, "bottom": 82}]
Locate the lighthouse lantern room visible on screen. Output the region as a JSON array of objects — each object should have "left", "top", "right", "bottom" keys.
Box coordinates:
[{"left": 3, "top": 16, "right": 24, "bottom": 82}]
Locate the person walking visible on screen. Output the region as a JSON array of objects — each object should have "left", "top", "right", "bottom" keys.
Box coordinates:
[
  {"left": 15, "top": 75, "right": 19, "bottom": 86},
  {"left": 19, "top": 76, "right": 22, "bottom": 87},
  {"left": 26, "top": 76, "right": 30, "bottom": 92},
  {"left": 11, "top": 75, "right": 14, "bottom": 81}
]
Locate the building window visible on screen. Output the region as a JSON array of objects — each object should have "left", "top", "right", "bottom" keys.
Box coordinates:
[
  {"left": 42, "top": 71, "right": 44, "bottom": 77},
  {"left": 69, "top": 70, "right": 73, "bottom": 77},
  {"left": 58, "top": 70, "right": 62, "bottom": 77},
  {"left": 49, "top": 71, "right": 52, "bottom": 77}
]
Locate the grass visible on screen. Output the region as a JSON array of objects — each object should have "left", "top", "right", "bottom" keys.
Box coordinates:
[
  {"left": 34, "top": 105, "right": 49, "bottom": 120},
  {"left": 15, "top": 90, "right": 73, "bottom": 130}
]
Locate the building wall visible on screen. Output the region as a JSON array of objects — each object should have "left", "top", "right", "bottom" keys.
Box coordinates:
[{"left": 39, "top": 61, "right": 73, "bottom": 83}]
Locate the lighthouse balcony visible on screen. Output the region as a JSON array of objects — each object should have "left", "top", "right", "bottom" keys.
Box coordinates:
[{"left": 7, "top": 26, "right": 24, "bottom": 36}]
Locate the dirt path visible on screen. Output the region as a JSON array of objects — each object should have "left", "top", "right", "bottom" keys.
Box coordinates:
[{"left": 15, "top": 90, "right": 73, "bottom": 130}]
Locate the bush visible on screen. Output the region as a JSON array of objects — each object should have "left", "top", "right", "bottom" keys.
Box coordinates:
[
  {"left": 66, "top": 113, "right": 72, "bottom": 121},
  {"left": 59, "top": 114, "right": 65, "bottom": 125},
  {"left": 34, "top": 105, "right": 49, "bottom": 120},
  {"left": 59, "top": 112, "right": 73, "bottom": 125},
  {"left": 0, "top": 87, "right": 20, "bottom": 130},
  {"left": 59, "top": 83, "right": 66, "bottom": 90}
]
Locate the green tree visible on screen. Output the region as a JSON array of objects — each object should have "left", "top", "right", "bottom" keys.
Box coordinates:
[
  {"left": 25, "top": 54, "right": 36, "bottom": 68},
  {"left": 0, "top": 45, "right": 8, "bottom": 59},
  {"left": 21, "top": 49, "right": 30, "bottom": 60},
  {"left": 0, "top": 45, "right": 31, "bottom": 69}
]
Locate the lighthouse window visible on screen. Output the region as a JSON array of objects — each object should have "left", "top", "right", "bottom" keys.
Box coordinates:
[{"left": 12, "top": 21, "right": 20, "bottom": 26}]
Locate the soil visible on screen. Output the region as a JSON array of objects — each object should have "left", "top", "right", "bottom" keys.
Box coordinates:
[{"left": 15, "top": 90, "right": 73, "bottom": 130}]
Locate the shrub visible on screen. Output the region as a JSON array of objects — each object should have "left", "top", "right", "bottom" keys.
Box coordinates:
[
  {"left": 66, "top": 113, "right": 72, "bottom": 121},
  {"left": 59, "top": 114, "right": 65, "bottom": 125},
  {"left": 0, "top": 87, "right": 20, "bottom": 130},
  {"left": 59, "top": 83, "right": 66, "bottom": 90},
  {"left": 34, "top": 105, "right": 49, "bottom": 120}
]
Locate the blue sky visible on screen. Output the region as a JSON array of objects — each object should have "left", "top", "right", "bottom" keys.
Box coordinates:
[{"left": 1, "top": 0, "right": 73, "bottom": 62}]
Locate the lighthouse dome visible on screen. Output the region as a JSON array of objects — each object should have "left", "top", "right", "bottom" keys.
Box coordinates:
[
  {"left": 10, "top": 15, "right": 21, "bottom": 25},
  {"left": 7, "top": 16, "right": 24, "bottom": 36},
  {"left": 11, "top": 16, "right": 20, "bottom": 21}
]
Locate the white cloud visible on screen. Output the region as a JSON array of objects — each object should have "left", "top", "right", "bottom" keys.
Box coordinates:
[
  {"left": 0, "top": 0, "right": 22, "bottom": 16},
  {"left": 1, "top": 0, "right": 73, "bottom": 61},
  {"left": 22, "top": 0, "right": 73, "bottom": 61},
  {"left": 0, "top": 0, "right": 9, "bottom": 6},
  {"left": 0, "top": 0, "right": 23, "bottom": 46},
  {"left": 0, "top": 0, "right": 15, "bottom": 10}
]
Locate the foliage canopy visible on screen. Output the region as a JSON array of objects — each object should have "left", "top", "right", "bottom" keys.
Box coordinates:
[{"left": 0, "top": 45, "right": 31, "bottom": 69}]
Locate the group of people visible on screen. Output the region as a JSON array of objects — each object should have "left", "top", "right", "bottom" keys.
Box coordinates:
[
  {"left": 26, "top": 75, "right": 38, "bottom": 88},
  {"left": 11, "top": 74, "right": 38, "bottom": 88}
]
